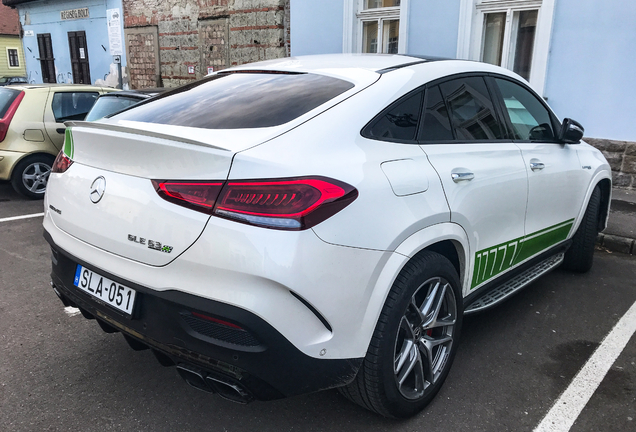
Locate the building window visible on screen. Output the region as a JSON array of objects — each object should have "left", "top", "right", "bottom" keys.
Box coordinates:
[
  {"left": 358, "top": 0, "right": 401, "bottom": 53},
  {"left": 458, "top": 0, "right": 555, "bottom": 94},
  {"left": 7, "top": 48, "right": 19, "bottom": 68},
  {"left": 481, "top": 8, "right": 538, "bottom": 81},
  {"left": 344, "top": 0, "right": 408, "bottom": 54}
]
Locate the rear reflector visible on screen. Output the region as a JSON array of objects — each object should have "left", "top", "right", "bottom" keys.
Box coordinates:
[
  {"left": 51, "top": 150, "right": 73, "bottom": 173},
  {"left": 153, "top": 176, "right": 358, "bottom": 230},
  {"left": 190, "top": 312, "right": 244, "bottom": 330}
]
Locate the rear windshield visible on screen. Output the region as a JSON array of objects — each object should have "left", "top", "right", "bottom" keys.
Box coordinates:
[
  {"left": 85, "top": 96, "right": 144, "bottom": 121},
  {"left": 0, "top": 88, "right": 20, "bottom": 118},
  {"left": 114, "top": 72, "right": 355, "bottom": 129}
]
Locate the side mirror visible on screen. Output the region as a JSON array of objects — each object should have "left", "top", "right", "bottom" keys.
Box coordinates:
[{"left": 559, "top": 118, "right": 584, "bottom": 144}]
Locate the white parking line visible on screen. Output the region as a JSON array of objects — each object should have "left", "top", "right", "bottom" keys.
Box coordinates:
[
  {"left": 0, "top": 212, "right": 44, "bottom": 223},
  {"left": 534, "top": 300, "right": 636, "bottom": 432}
]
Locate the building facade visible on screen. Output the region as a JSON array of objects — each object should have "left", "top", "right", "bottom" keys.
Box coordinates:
[
  {"left": 3, "top": 0, "right": 127, "bottom": 87},
  {"left": 123, "top": 0, "right": 291, "bottom": 89},
  {"left": 291, "top": 1, "right": 636, "bottom": 142},
  {"left": 0, "top": 2, "right": 26, "bottom": 78},
  {"left": 290, "top": 0, "right": 636, "bottom": 188}
]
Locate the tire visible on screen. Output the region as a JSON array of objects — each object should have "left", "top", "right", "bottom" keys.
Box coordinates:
[
  {"left": 339, "top": 251, "right": 463, "bottom": 418},
  {"left": 10, "top": 154, "right": 55, "bottom": 199},
  {"left": 562, "top": 186, "right": 601, "bottom": 273}
]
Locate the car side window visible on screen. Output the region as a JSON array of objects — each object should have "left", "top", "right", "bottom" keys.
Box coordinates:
[
  {"left": 493, "top": 78, "right": 555, "bottom": 141},
  {"left": 418, "top": 85, "right": 454, "bottom": 142},
  {"left": 363, "top": 91, "right": 423, "bottom": 142},
  {"left": 439, "top": 77, "right": 504, "bottom": 141},
  {"left": 52, "top": 92, "right": 99, "bottom": 123}
]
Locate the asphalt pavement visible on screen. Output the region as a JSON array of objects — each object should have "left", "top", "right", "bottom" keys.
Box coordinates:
[{"left": 1, "top": 181, "right": 635, "bottom": 431}]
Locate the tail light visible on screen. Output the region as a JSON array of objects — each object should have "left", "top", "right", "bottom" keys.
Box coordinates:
[
  {"left": 0, "top": 90, "right": 25, "bottom": 142},
  {"left": 152, "top": 176, "right": 358, "bottom": 230},
  {"left": 51, "top": 151, "right": 73, "bottom": 173},
  {"left": 52, "top": 129, "right": 74, "bottom": 173},
  {"left": 151, "top": 181, "right": 224, "bottom": 214}
]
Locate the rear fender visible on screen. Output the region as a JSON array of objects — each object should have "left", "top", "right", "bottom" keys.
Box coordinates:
[{"left": 360, "top": 222, "right": 471, "bottom": 345}]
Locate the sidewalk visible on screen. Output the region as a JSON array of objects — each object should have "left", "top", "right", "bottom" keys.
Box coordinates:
[{"left": 597, "top": 189, "right": 636, "bottom": 255}]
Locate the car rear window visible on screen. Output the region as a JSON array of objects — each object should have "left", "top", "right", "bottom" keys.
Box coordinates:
[
  {"left": 0, "top": 88, "right": 20, "bottom": 118},
  {"left": 114, "top": 72, "right": 355, "bottom": 129},
  {"left": 85, "top": 96, "right": 144, "bottom": 121}
]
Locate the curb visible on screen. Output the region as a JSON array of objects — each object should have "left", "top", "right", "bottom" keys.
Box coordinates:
[{"left": 596, "top": 233, "right": 636, "bottom": 255}]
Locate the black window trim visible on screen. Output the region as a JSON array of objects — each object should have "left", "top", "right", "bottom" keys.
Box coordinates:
[
  {"left": 485, "top": 74, "right": 562, "bottom": 144},
  {"left": 361, "top": 71, "right": 563, "bottom": 146},
  {"left": 360, "top": 86, "right": 426, "bottom": 144},
  {"left": 419, "top": 72, "right": 511, "bottom": 145}
]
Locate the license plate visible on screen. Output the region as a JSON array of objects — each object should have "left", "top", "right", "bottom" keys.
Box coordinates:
[{"left": 73, "top": 265, "right": 137, "bottom": 315}]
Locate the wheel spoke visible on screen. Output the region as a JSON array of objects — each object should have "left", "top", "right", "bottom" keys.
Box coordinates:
[
  {"left": 396, "top": 343, "right": 419, "bottom": 386},
  {"left": 417, "top": 279, "right": 440, "bottom": 320},
  {"left": 23, "top": 173, "right": 37, "bottom": 181},
  {"left": 395, "top": 337, "right": 414, "bottom": 375},
  {"left": 28, "top": 180, "right": 41, "bottom": 192},
  {"left": 422, "top": 283, "right": 450, "bottom": 329},
  {"left": 418, "top": 339, "right": 435, "bottom": 383}
]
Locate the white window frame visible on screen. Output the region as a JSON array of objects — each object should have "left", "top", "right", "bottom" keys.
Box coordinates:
[
  {"left": 6, "top": 47, "right": 20, "bottom": 69},
  {"left": 343, "top": 0, "right": 410, "bottom": 54},
  {"left": 457, "top": 0, "right": 556, "bottom": 95}
]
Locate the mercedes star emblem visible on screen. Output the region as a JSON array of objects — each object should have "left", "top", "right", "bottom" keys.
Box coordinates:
[{"left": 89, "top": 176, "right": 106, "bottom": 203}]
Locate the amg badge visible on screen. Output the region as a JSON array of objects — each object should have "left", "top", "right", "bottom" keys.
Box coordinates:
[{"left": 128, "top": 234, "right": 174, "bottom": 253}]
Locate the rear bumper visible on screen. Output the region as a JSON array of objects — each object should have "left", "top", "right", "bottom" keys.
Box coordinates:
[{"left": 45, "top": 230, "right": 362, "bottom": 400}]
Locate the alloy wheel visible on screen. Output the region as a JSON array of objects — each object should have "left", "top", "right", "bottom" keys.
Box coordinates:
[
  {"left": 393, "top": 276, "right": 458, "bottom": 400},
  {"left": 22, "top": 162, "right": 52, "bottom": 194}
]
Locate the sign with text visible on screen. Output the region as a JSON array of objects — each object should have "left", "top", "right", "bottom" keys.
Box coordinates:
[
  {"left": 61, "top": 8, "right": 89, "bottom": 20},
  {"left": 107, "top": 9, "right": 123, "bottom": 56}
]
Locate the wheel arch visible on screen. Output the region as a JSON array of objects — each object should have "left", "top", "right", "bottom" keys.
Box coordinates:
[
  {"left": 359, "top": 223, "right": 471, "bottom": 355},
  {"left": 9, "top": 151, "right": 57, "bottom": 180},
  {"left": 596, "top": 177, "right": 612, "bottom": 232}
]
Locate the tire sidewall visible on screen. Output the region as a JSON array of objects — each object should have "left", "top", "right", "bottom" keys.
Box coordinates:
[{"left": 379, "top": 252, "right": 464, "bottom": 417}]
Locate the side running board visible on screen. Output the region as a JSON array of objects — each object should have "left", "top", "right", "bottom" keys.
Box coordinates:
[{"left": 464, "top": 253, "right": 564, "bottom": 314}]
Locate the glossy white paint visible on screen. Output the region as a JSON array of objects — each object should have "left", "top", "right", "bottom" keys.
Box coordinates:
[
  {"left": 380, "top": 158, "right": 430, "bottom": 196},
  {"left": 43, "top": 55, "right": 611, "bottom": 363},
  {"left": 518, "top": 143, "right": 588, "bottom": 236},
  {"left": 421, "top": 143, "right": 528, "bottom": 257}
]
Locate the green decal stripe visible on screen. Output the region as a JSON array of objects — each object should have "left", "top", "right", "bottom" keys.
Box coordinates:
[
  {"left": 471, "top": 219, "right": 574, "bottom": 289},
  {"left": 63, "top": 128, "right": 74, "bottom": 159}
]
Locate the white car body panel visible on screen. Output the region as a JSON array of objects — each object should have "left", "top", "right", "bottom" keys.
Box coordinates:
[
  {"left": 518, "top": 142, "right": 588, "bottom": 237},
  {"left": 47, "top": 163, "right": 210, "bottom": 266},
  {"left": 422, "top": 143, "right": 528, "bottom": 290}
]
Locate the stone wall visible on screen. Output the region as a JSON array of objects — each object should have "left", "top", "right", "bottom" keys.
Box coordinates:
[
  {"left": 585, "top": 138, "right": 636, "bottom": 189},
  {"left": 123, "top": 0, "right": 289, "bottom": 88}
]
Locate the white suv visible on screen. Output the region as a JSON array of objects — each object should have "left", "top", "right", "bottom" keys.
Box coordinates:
[{"left": 43, "top": 55, "right": 611, "bottom": 418}]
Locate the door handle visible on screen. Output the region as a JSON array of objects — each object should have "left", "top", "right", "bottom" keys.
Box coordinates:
[
  {"left": 451, "top": 172, "right": 475, "bottom": 183},
  {"left": 530, "top": 161, "right": 545, "bottom": 171},
  {"left": 56, "top": 128, "right": 65, "bottom": 134}
]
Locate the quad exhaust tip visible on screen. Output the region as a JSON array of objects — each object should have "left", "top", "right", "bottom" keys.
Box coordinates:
[{"left": 176, "top": 365, "right": 254, "bottom": 404}]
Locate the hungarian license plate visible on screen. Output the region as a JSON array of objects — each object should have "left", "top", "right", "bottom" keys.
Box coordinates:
[{"left": 73, "top": 265, "right": 137, "bottom": 315}]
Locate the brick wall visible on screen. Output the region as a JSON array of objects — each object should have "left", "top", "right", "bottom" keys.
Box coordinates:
[
  {"left": 126, "top": 30, "right": 159, "bottom": 89},
  {"left": 585, "top": 138, "right": 636, "bottom": 190},
  {"left": 123, "top": 0, "right": 289, "bottom": 88}
]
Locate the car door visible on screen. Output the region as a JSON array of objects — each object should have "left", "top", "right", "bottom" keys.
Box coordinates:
[
  {"left": 488, "top": 76, "right": 588, "bottom": 262},
  {"left": 43, "top": 90, "right": 99, "bottom": 149},
  {"left": 418, "top": 76, "right": 529, "bottom": 292}
]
